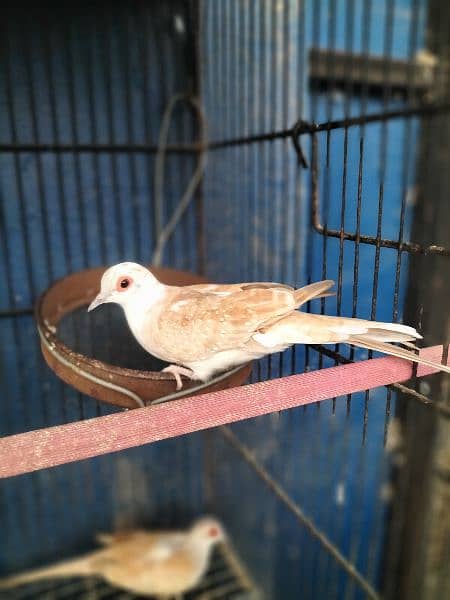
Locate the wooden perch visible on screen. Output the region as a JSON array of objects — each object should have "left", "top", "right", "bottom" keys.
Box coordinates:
[{"left": 0, "top": 345, "right": 448, "bottom": 479}]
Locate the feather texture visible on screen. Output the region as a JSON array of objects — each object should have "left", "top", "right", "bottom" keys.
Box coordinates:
[
  {"left": 0, "top": 519, "right": 225, "bottom": 595},
  {"left": 88, "top": 264, "right": 450, "bottom": 385}
]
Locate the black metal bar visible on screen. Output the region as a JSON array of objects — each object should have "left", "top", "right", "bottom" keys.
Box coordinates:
[
  {"left": 311, "top": 221, "right": 450, "bottom": 257},
  {"left": 308, "top": 48, "right": 434, "bottom": 96},
  {"left": 0, "top": 141, "right": 197, "bottom": 154},
  {"left": 65, "top": 20, "right": 89, "bottom": 269},
  {"left": 207, "top": 102, "right": 450, "bottom": 149},
  {"left": 1, "top": 102, "right": 449, "bottom": 157},
  {"left": 102, "top": 8, "right": 125, "bottom": 262},
  {"left": 377, "top": 0, "right": 396, "bottom": 453},
  {"left": 123, "top": 8, "right": 141, "bottom": 259},
  {"left": 136, "top": 2, "right": 155, "bottom": 259}
]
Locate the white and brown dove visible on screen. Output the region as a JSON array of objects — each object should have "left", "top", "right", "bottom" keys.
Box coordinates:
[
  {"left": 87, "top": 262, "right": 450, "bottom": 389},
  {"left": 0, "top": 517, "right": 225, "bottom": 597}
]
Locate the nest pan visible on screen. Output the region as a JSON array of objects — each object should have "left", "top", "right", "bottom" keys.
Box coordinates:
[{"left": 36, "top": 267, "right": 251, "bottom": 409}]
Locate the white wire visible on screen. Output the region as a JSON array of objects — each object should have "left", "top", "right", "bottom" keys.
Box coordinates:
[
  {"left": 152, "top": 94, "right": 207, "bottom": 266},
  {"left": 37, "top": 324, "right": 145, "bottom": 408},
  {"left": 39, "top": 323, "right": 246, "bottom": 409},
  {"left": 39, "top": 97, "right": 213, "bottom": 408}
]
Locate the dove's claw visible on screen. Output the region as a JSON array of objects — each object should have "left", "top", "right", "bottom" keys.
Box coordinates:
[{"left": 162, "top": 365, "right": 194, "bottom": 391}]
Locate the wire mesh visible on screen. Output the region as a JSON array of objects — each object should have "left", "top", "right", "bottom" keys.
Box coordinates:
[
  {"left": 0, "top": 542, "right": 257, "bottom": 600},
  {"left": 1, "top": 1, "right": 449, "bottom": 599},
  {"left": 199, "top": 1, "right": 449, "bottom": 598}
]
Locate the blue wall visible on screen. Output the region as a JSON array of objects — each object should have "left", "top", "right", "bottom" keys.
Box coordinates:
[{"left": 0, "top": 1, "right": 428, "bottom": 598}]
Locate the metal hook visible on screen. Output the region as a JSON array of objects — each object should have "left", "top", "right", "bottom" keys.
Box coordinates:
[{"left": 291, "top": 120, "right": 310, "bottom": 169}]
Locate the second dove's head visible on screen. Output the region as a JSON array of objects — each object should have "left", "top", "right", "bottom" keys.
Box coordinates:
[
  {"left": 189, "top": 517, "right": 226, "bottom": 548},
  {"left": 88, "top": 262, "right": 160, "bottom": 312}
]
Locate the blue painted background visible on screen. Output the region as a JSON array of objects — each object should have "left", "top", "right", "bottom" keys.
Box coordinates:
[{"left": 0, "top": 1, "right": 430, "bottom": 598}]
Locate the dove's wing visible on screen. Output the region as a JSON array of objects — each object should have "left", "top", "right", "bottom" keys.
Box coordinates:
[
  {"left": 142, "top": 534, "right": 185, "bottom": 563},
  {"left": 150, "top": 283, "right": 302, "bottom": 362},
  {"left": 93, "top": 531, "right": 185, "bottom": 572}
]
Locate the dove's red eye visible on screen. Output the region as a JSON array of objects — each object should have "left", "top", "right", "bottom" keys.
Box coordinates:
[
  {"left": 116, "top": 276, "right": 133, "bottom": 292},
  {"left": 208, "top": 527, "right": 219, "bottom": 538}
]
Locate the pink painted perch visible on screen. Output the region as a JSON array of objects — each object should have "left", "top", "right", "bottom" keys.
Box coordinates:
[{"left": 0, "top": 345, "right": 448, "bottom": 479}]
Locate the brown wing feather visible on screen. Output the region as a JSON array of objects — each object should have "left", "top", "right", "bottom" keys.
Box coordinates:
[{"left": 154, "top": 284, "right": 298, "bottom": 361}]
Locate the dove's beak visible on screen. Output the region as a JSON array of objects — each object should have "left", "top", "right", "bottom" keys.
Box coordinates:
[{"left": 87, "top": 294, "right": 106, "bottom": 312}]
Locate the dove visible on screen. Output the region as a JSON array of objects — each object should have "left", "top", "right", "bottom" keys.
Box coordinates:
[
  {"left": 87, "top": 262, "right": 450, "bottom": 390},
  {"left": 0, "top": 517, "right": 225, "bottom": 597}
]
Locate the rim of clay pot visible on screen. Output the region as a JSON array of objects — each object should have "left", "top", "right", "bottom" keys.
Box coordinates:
[{"left": 35, "top": 266, "right": 252, "bottom": 409}]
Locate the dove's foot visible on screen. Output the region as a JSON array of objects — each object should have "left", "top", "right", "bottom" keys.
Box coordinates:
[{"left": 162, "top": 365, "right": 194, "bottom": 391}]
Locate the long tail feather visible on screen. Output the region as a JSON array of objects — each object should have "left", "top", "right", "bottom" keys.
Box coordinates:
[
  {"left": 348, "top": 335, "right": 450, "bottom": 374},
  {"left": 0, "top": 555, "right": 95, "bottom": 589},
  {"left": 358, "top": 328, "right": 419, "bottom": 343}
]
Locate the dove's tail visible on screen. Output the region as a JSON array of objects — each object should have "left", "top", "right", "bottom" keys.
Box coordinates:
[
  {"left": 0, "top": 554, "right": 96, "bottom": 589},
  {"left": 260, "top": 310, "right": 450, "bottom": 374},
  {"left": 308, "top": 313, "right": 450, "bottom": 373},
  {"left": 347, "top": 334, "right": 450, "bottom": 374}
]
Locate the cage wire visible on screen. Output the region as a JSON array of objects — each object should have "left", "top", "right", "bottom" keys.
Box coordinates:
[{"left": 1, "top": 1, "right": 450, "bottom": 600}]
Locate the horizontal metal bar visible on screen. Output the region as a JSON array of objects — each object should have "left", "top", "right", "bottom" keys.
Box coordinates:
[
  {"left": 310, "top": 136, "right": 450, "bottom": 256},
  {"left": 0, "top": 306, "right": 34, "bottom": 318},
  {"left": 207, "top": 102, "right": 450, "bottom": 150},
  {"left": 309, "top": 47, "right": 436, "bottom": 94},
  {"left": 0, "top": 142, "right": 197, "bottom": 154},
  {"left": 311, "top": 223, "right": 450, "bottom": 257},
  {"left": 1, "top": 104, "right": 449, "bottom": 156}
]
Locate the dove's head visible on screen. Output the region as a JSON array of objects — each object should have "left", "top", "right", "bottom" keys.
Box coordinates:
[
  {"left": 189, "top": 517, "right": 226, "bottom": 548},
  {"left": 88, "top": 262, "right": 162, "bottom": 312}
]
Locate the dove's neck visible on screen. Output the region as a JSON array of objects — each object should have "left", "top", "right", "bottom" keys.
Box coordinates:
[
  {"left": 121, "top": 281, "right": 167, "bottom": 335},
  {"left": 183, "top": 538, "right": 215, "bottom": 580}
]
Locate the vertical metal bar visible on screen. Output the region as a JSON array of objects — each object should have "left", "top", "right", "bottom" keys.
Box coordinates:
[
  {"left": 1, "top": 14, "right": 54, "bottom": 564},
  {"left": 343, "top": 0, "right": 356, "bottom": 117},
  {"left": 319, "top": 129, "right": 331, "bottom": 376},
  {"left": 190, "top": 0, "right": 206, "bottom": 276},
  {"left": 21, "top": 19, "right": 55, "bottom": 286},
  {"left": 243, "top": 0, "right": 250, "bottom": 286},
  {"left": 100, "top": 8, "right": 125, "bottom": 262},
  {"left": 41, "top": 26, "right": 72, "bottom": 274},
  {"left": 337, "top": 127, "right": 349, "bottom": 411},
  {"left": 272, "top": 0, "right": 284, "bottom": 379},
  {"left": 280, "top": 0, "right": 293, "bottom": 380},
  {"left": 383, "top": 1, "right": 450, "bottom": 596},
  {"left": 375, "top": 0, "right": 396, "bottom": 461},
  {"left": 65, "top": 22, "right": 89, "bottom": 270},
  {"left": 84, "top": 15, "right": 107, "bottom": 263},
  {"left": 135, "top": 3, "right": 155, "bottom": 260},
  {"left": 382, "top": 2, "right": 422, "bottom": 583},
  {"left": 232, "top": 0, "right": 241, "bottom": 283},
  {"left": 360, "top": 0, "right": 374, "bottom": 117},
  {"left": 64, "top": 18, "right": 97, "bottom": 420},
  {"left": 122, "top": 8, "right": 141, "bottom": 260},
  {"left": 249, "top": 0, "right": 260, "bottom": 383},
  {"left": 291, "top": 0, "right": 306, "bottom": 379},
  {"left": 38, "top": 15, "right": 91, "bottom": 553},
  {"left": 258, "top": 0, "right": 269, "bottom": 381},
  {"left": 42, "top": 18, "right": 84, "bottom": 427}
]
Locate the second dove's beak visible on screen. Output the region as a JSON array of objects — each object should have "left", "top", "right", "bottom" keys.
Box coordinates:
[{"left": 87, "top": 294, "right": 106, "bottom": 312}]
